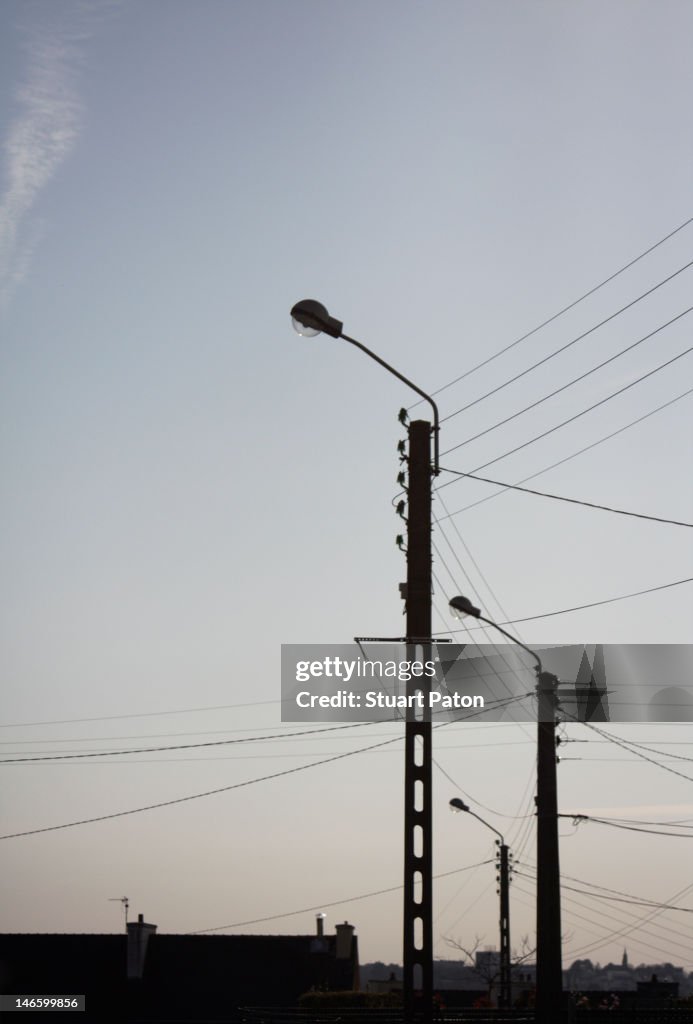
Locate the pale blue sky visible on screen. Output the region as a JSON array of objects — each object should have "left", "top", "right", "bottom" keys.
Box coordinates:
[{"left": 1, "top": 0, "right": 692, "bottom": 969}]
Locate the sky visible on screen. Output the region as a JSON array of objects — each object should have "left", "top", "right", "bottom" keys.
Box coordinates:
[{"left": 1, "top": 0, "right": 692, "bottom": 973}]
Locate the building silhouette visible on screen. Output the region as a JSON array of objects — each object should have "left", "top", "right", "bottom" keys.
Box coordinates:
[{"left": 0, "top": 914, "right": 359, "bottom": 1022}]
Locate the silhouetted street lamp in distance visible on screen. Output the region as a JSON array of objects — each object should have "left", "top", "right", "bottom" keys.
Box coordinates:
[
  {"left": 447, "top": 595, "right": 563, "bottom": 1022},
  {"left": 449, "top": 798, "right": 511, "bottom": 1008},
  {"left": 448, "top": 595, "right": 543, "bottom": 673}
]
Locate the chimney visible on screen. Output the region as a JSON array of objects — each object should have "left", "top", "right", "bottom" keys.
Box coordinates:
[
  {"left": 127, "top": 913, "right": 157, "bottom": 980},
  {"left": 316, "top": 913, "right": 325, "bottom": 937},
  {"left": 335, "top": 921, "right": 354, "bottom": 960}
]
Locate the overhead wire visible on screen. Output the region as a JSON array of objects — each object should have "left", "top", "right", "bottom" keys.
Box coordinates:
[
  {"left": 440, "top": 386, "right": 693, "bottom": 517},
  {"left": 516, "top": 864, "right": 693, "bottom": 953},
  {"left": 433, "top": 576, "right": 693, "bottom": 633},
  {"left": 438, "top": 468, "right": 693, "bottom": 528},
  {"left": 0, "top": 721, "right": 378, "bottom": 764},
  {"left": 0, "top": 694, "right": 528, "bottom": 840},
  {"left": 431, "top": 528, "right": 537, "bottom": 738},
  {"left": 515, "top": 874, "right": 692, "bottom": 916},
  {"left": 572, "top": 817, "right": 693, "bottom": 839},
  {"left": 441, "top": 279, "right": 693, "bottom": 426},
  {"left": 564, "top": 716, "right": 693, "bottom": 784},
  {"left": 0, "top": 699, "right": 283, "bottom": 730},
  {"left": 513, "top": 880, "right": 693, "bottom": 963},
  {"left": 190, "top": 858, "right": 495, "bottom": 935},
  {"left": 409, "top": 215, "right": 693, "bottom": 407},
  {"left": 440, "top": 344, "right": 693, "bottom": 463},
  {"left": 440, "top": 309, "right": 693, "bottom": 456},
  {"left": 562, "top": 878, "right": 693, "bottom": 961}
]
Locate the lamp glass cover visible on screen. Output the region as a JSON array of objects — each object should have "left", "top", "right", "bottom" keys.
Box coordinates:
[{"left": 291, "top": 316, "right": 320, "bottom": 338}]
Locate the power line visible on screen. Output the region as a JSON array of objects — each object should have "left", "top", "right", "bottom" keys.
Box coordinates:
[
  {"left": 432, "top": 524, "right": 537, "bottom": 741},
  {"left": 513, "top": 870, "right": 693, "bottom": 913},
  {"left": 0, "top": 698, "right": 282, "bottom": 730},
  {"left": 516, "top": 862, "right": 693, "bottom": 951},
  {"left": 588, "top": 816, "right": 693, "bottom": 827},
  {"left": 560, "top": 878, "right": 693, "bottom": 961},
  {"left": 520, "top": 862, "right": 693, "bottom": 950},
  {"left": 441, "top": 386, "right": 693, "bottom": 517},
  {"left": 562, "top": 869, "right": 693, "bottom": 907},
  {"left": 562, "top": 815, "right": 693, "bottom": 839},
  {"left": 0, "top": 722, "right": 377, "bottom": 764},
  {"left": 433, "top": 576, "right": 693, "bottom": 634},
  {"left": 602, "top": 736, "right": 693, "bottom": 764},
  {"left": 2, "top": 702, "right": 538, "bottom": 762},
  {"left": 441, "top": 306, "right": 693, "bottom": 447},
  {"left": 409, "top": 215, "right": 693, "bottom": 407},
  {"left": 590, "top": 819, "right": 693, "bottom": 839},
  {"left": 0, "top": 733, "right": 412, "bottom": 839},
  {"left": 431, "top": 748, "right": 533, "bottom": 822},
  {"left": 568, "top": 717, "right": 693, "bottom": 784},
  {"left": 0, "top": 697, "right": 526, "bottom": 839},
  {"left": 514, "top": 880, "right": 693, "bottom": 963},
  {"left": 440, "top": 262, "right": 693, "bottom": 426},
  {"left": 1, "top": 740, "right": 536, "bottom": 766},
  {"left": 438, "top": 468, "right": 693, "bottom": 528},
  {"left": 190, "top": 859, "right": 494, "bottom": 935},
  {"left": 440, "top": 344, "right": 693, "bottom": 463},
  {"left": 434, "top": 488, "right": 533, "bottom": 642}
]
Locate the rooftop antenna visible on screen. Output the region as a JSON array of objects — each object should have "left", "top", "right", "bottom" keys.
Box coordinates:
[{"left": 108, "top": 896, "right": 129, "bottom": 931}]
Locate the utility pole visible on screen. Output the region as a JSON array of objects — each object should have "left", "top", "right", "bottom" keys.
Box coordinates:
[
  {"left": 497, "top": 841, "right": 511, "bottom": 1008},
  {"left": 288, "top": 300, "right": 440, "bottom": 1024},
  {"left": 403, "top": 419, "right": 433, "bottom": 1024},
  {"left": 535, "top": 671, "right": 563, "bottom": 1022}
]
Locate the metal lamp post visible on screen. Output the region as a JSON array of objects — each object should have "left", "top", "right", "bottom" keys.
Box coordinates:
[
  {"left": 449, "top": 798, "right": 511, "bottom": 1008},
  {"left": 291, "top": 299, "right": 439, "bottom": 1023},
  {"left": 448, "top": 595, "right": 563, "bottom": 1021}
]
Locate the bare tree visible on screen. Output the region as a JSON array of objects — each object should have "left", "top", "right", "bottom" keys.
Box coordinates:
[{"left": 444, "top": 934, "right": 536, "bottom": 1007}]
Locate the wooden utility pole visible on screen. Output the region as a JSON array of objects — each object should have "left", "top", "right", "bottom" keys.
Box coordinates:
[{"left": 536, "top": 671, "right": 563, "bottom": 1021}]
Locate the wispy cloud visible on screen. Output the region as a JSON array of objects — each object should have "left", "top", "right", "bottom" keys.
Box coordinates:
[{"left": 0, "top": 8, "right": 97, "bottom": 308}]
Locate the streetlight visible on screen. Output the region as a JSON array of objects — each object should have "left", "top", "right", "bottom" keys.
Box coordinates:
[
  {"left": 290, "top": 299, "right": 439, "bottom": 472},
  {"left": 291, "top": 299, "right": 438, "bottom": 1024},
  {"left": 448, "top": 595, "right": 563, "bottom": 1023},
  {"left": 448, "top": 595, "right": 542, "bottom": 673},
  {"left": 449, "top": 798, "right": 511, "bottom": 1008}
]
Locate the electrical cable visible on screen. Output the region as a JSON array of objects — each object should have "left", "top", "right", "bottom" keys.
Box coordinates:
[
  {"left": 516, "top": 866, "right": 693, "bottom": 951},
  {"left": 0, "top": 695, "right": 528, "bottom": 839},
  {"left": 432, "top": 525, "right": 537, "bottom": 740},
  {"left": 440, "top": 344, "right": 693, "bottom": 463},
  {"left": 432, "top": 576, "right": 693, "bottom": 634},
  {"left": 514, "top": 870, "right": 692, "bottom": 912},
  {"left": 440, "top": 386, "right": 693, "bottom": 517},
  {"left": 0, "top": 699, "right": 283, "bottom": 730},
  {"left": 0, "top": 722, "right": 378, "bottom": 764},
  {"left": 409, "top": 215, "right": 693, "bottom": 407},
  {"left": 443, "top": 302, "right": 693, "bottom": 439},
  {"left": 190, "top": 859, "right": 495, "bottom": 934},
  {"left": 519, "top": 862, "right": 693, "bottom": 952},
  {"left": 586, "top": 732, "right": 693, "bottom": 765},
  {"left": 565, "top": 716, "right": 693, "bottom": 784},
  {"left": 562, "top": 879, "right": 693, "bottom": 961},
  {"left": 562, "top": 815, "right": 693, "bottom": 839},
  {"left": 437, "top": 467, "right": 693, "bottom": 527},
  {"left": 514, "top": 881, "right": 693, "bottom": 962},
  {"left": 440, "top": 263, "right": 693, "bottom": 427}
]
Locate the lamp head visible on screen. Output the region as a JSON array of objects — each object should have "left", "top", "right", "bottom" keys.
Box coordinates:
[
  {"left": 290, "top": 299, "right": 343, "bottom": 339},
  {"left": 449, "top": 595, "right": 481, "bottom": 620},
  {"left": 449, "top": 797, "right": 470, "bottom": 813}
]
